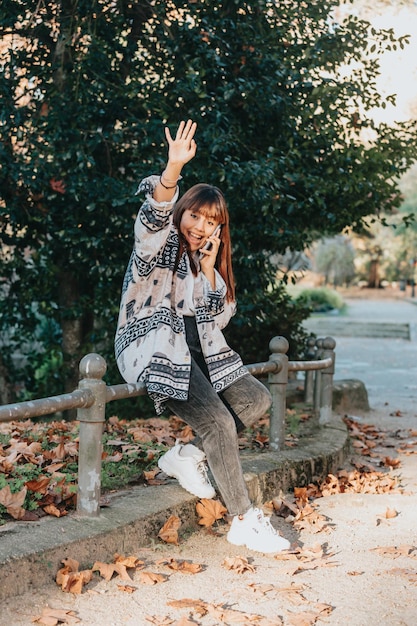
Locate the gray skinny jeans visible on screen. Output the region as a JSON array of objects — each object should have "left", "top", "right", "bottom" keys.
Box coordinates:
[{"left": 166, "top": 317, "right": 272, "bottom": 516}]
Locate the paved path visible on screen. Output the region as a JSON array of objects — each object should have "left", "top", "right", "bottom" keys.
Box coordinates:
[{"left": 333, "top": 295, "right": 417, "bottom": 414}]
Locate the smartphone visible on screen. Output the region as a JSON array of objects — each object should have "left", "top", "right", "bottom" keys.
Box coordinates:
[{"left": 200, "top": 224, "right": 222, "bottom": 253}]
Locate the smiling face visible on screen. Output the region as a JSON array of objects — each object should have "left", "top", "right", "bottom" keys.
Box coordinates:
[{"left": 179, "top": 207, "right": 220, "bottom": 252}]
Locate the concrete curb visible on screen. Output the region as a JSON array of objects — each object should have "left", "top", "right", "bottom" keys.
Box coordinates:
[{"left": 0, "top": 415, "right": 349, "bottom": 600}]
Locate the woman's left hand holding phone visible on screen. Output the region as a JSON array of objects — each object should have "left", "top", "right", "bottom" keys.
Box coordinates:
[{"left": 199, "top": 225, "right": 222, "bottom": 288}]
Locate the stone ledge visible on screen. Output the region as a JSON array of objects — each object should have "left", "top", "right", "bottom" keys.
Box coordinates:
[{"left": 287, "top": 378, "right": 370, "bottom": 413}]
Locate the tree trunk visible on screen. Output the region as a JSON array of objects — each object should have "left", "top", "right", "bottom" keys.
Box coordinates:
[{"left": 58, "top": 271, "right": 87, "bottom": 418}]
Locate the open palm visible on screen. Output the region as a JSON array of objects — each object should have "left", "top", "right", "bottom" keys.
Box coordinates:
[{"left": 165, "top": 119, "right": 197, "bottom": 166}]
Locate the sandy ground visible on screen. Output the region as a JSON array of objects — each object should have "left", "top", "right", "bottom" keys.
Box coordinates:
[{"left": 2, "top": 294, "right": 417, "bottom": 626}]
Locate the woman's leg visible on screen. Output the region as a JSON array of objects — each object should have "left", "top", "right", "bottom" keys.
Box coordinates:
[
  {"left": 219, "top": 373, "right": 272, "bottom": 432},
  {"left": 166, "top": 358, "right": 252, "bottom": 517}
]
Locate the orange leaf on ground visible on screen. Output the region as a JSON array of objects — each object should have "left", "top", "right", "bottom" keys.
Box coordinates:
[
  {"left": 167, "top": 598, "right": 208, "bottom": 617},
  {"left": 385, "top": 507, "right": 399, "bottom": 519},
  {"left": 138, "top": 571, "right": 168, "bottom": 585},
  {"left": 370, "top": 545, "right": 417, "bottom": 559},
  {"left": 386, "top": 568, "right": 417, "bottom": 584},
  {"left": 206, "top": 602, "right": 283, "bottom": 624},
  {"left": 196, "top": 498, "right": 227, "bottom": 527},
  {"left": 293, "top": 503, "right": 329, "bottom": 534},
  {"left": 275, "top": 544, "right": 339, "bottom": 574},
  {"left": 92, "top": 560, "right": 133, "bottom": 582},
  {"left": 0, "top": 484, "right": 27, "bottom": 519},
  {"left": 382, "top": 456, "right": 401, "bottom": 468},
  {"left": 294, "top": 487, "right": 309, "bottom": 506},
  {"left": 114, "top": 553, "right": 144, "bottom": 569},
  {"left": 285, "top": 603, "right": 332, "bottom": 625},
  {"left": 247, "top": 582, "right": 275, "bottom": 597},
  {"left": 156, "top": 558, "right": 203, "bottom": 574},
  {"left": 32, "top": 607, "right": 80, "bottom": 625},
  {"left": 222, "top": 556, "right": 256, "bottom": 574},
  {"left": 158, "top": 515, "right": 181, "bottom": 545},
  {"left": 25, "top": 475, "right": 51, "bottom": 494},
  {"left": 56, "top": 560, "right": 92, "bottom": 594},
  {"left": 144, "top": 616, "right": 175, "bottom": 625},
  {"left": 43, "top": 504, "right": 66, "bottom": 518}
]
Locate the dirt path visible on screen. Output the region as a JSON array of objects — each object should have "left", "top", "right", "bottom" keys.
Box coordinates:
[{"left": 2, "top": 405, "right": 416, "bottom": 626}]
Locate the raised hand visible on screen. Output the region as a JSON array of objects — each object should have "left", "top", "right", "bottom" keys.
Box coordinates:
[
  {"left": 165, "top": 119, "right": 197, "bottom": 167},
  {"left": 154, "top": 120, "right": 197, "bottom": 202}
]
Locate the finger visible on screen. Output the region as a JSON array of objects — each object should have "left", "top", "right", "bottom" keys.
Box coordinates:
[
  {"left": 164, "top": 126, "right": 173, "bottom": 144},
  {"left": 182, "top": 119, "right": 197, "bottom": 140},
  {"left": 189, "top": 139, "right": 197, "bottom": 156},
  {"left": 175, "top": 120, "right": 186, "bottom": 140}
]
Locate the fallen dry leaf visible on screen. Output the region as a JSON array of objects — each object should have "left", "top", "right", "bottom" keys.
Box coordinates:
[
  {"left": 370, "top": 545, "right": 417, "bottom": 559},
  {"left": 276, "top": 582, "right": 308, "bottom": 606},
  {"left": 285, "top": 603, "right": 332, "bottom": 625},
  {"left": 56, "top": 559, "right": 93, "bottom": 594},
  {"left": 43, "top": 503, "right": 66, "bottom": 518},
  {"left": 385, "top": 567, "right": 417, "bottom": 584},
  {"left": 274, "top": 544, "right": 339, "bottom": 575},
  {"left": 206, "top": 601, "right": 283, "bottom": 625},
  {"left": 156, "top": 558, "right": 203, "bottom": 574},
  {"left": 222, "top": 555, "right": 256, "bottom": 574},
  {"left": 144, "top": 616, "right": 174, "bottom": 625},
  {"left": 32, "top": 608, "right": 80, "bottom": 625},
  {"left": 114, "top": 553, "right": 144, "bottom": 569},
  {"left": 138, "top": 571, "right": 168, "bottom": 585},
  {"left": 382, "top": 456, "right": 401, "bottom": 468},
  {"left": 158, "top": 515, "right": 181, "bottom": 545},
  {"left": 385, "top": 507, "right": 399, "bottom": 519},
  {"left": 25, "top": 475, "right": 51, "bottom": 494},
  {"left": 0, "top": 484, "right": 27, "bottom": 519},
  {"left": 196, "top": 498, "right": 227, "bottom": 527},
  {"left": 173, "top": 618, "right": 200, "bottom": 626},
  {"left": 247, "top": 582, "right": 276, "bottom": 597},
  {"left": 92, "top": 560, "right": 133, "bottom": 582},
  {"left": 293, "top": 503, "right": 329, "bottom": 534},
  {"left": 167, "top": 598, "right": 208, "bottom": 617}
]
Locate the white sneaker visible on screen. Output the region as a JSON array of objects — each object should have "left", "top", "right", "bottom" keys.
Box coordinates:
[
  {"left": 157, "top": 443, "right": 216, "bottom": 499},
  {"left": 227, "top": 507, "right": 290, "bottom": 553}
]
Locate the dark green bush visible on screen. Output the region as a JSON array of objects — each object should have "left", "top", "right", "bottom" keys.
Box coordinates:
[{"left": 224, "top": 285, "right": 311, "bottom": 364}]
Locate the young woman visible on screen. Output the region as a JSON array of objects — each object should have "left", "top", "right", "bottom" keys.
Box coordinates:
[{"left": 115, "top": 120, "right": 290, "bottom": 553}]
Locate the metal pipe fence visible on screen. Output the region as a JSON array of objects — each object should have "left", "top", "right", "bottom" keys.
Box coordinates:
[{"left": 0, "top": 335, "right": 335, "bottom": 517}]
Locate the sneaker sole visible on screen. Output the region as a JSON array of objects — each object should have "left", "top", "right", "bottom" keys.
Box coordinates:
[{"left": 227, "top": 531, "right": 290, "bottom": 553}]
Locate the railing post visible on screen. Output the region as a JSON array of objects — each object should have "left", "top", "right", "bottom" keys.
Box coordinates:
[
  {"left": 319, "top": 336, "right": 336, "bottom": 425},
  {"left": 313, "top": 338, "right": 323, "bottom": 415},
  {"left": 304, "top": 336, "right": 316, "bottom": 404},
  {"left": 76, "top": 353, "right": 107, "bottom": 517},
  {"left": 268, "top": 336, "right": 289, "bottom": 452}
]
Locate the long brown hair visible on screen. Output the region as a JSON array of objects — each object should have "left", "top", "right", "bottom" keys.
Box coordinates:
[{"left": 173, "top": 183, "right": 235, "bottom": 302}]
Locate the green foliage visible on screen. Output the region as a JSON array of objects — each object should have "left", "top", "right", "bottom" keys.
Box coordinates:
[
  {"left": 224, "top": 284, "right": 311, "bottom": 363},
  {"left": 294, "top": 288, "right": 346, "bottom": 313},
  {"left": 1, "top": 0, "right": 417, "bottom": 402}
]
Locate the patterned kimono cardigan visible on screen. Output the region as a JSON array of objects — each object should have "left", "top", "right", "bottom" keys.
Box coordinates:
[{"left": 115, "top": 176, "right": 247, "bottom": 414}]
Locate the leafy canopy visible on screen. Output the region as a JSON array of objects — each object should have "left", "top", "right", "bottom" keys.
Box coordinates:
[{"left": 1, "top": 0, "right": 416, "bottom": 398}]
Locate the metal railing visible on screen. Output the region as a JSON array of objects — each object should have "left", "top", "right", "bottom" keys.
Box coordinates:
[{"left": 0, "top": 335, "right": 335, "bottom": 517}]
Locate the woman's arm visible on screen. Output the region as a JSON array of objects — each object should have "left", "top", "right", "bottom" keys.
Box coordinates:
[{"left": 153, "top": 120, "right": 197, "bottom": 203}]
